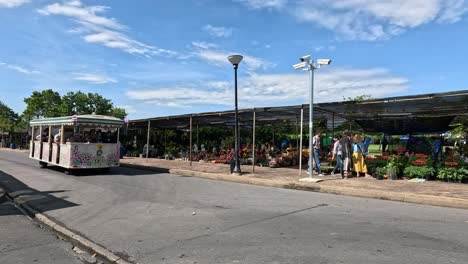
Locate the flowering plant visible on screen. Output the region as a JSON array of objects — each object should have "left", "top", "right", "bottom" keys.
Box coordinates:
[
  {"left": 412, "top": 159, "right": 428, "bottom": 166},
  {"left": 415, "top": 153, "right": 428, "bottom": 159}
]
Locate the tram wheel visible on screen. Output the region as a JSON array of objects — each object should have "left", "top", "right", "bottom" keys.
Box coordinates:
[{"left": 39, "top": 161, "right": 48, "bottom": 168}]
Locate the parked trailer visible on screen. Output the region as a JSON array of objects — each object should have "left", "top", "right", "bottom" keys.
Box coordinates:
[{"left": 29, "top": 115, "right": 124, "bottom": 173}]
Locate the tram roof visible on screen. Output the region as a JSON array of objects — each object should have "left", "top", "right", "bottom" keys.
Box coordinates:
[{"left": 30, "top": 115, "right": 124, "bottom": 127}]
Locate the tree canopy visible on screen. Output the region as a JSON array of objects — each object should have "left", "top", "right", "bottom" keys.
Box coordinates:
[
  {"left": 23, "top": 89, "right": 127, "bottom": 120},
  {"left": 0, "top": 101, "right": 19, "bottom": 132}
]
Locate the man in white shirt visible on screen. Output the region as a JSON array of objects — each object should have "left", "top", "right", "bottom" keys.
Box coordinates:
[
  {"left": 308, "top": 131, "right": 323, "bottom": 176},
  {"left": 331, "top": 135, "right": 345, "bottom": 178}
]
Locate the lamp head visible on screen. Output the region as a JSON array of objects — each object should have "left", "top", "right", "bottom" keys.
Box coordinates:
[{"left": 228, "top": 55, "right": 243, "bottom": 66}]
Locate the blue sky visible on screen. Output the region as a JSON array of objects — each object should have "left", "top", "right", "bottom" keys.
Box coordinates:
[{"left": 0, "top": 0, "right": 467, "bottom": 119}]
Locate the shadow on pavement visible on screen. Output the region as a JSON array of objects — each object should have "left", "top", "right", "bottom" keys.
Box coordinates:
[
  {"left": 0, "top": 170, "right": 79, "bottom": 214},
  {"left": 0, "top": 201, "right": 22, "bottom": 216},
  {"left": 70, "top": 166, "right": 168, "bottom": 177},
  {"left": 40, "top": 164, "right": 165, "bottom": 177}
]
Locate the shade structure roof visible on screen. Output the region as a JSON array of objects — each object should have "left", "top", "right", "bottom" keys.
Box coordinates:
[
  {"left": 30, "top": 115, "right": 124, "bottom": 127},
  {"left": 128, "top": 90, "right": 468, "bottom": 134}
]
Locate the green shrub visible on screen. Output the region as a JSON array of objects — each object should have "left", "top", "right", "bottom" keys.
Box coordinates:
[
  {"left": 387, "top": 155, "right": 409, "bottom": 178},
  {"left": 437, "top": 166, "right": 468, "bottom": 183},
  {"left": 321, "top": 166, "right": 334, "bottom": 174},
  {"left": 403, "top": 165, "right": 435, "bottom": 179},
  {"left": 367, "top": 158, "right": 388, "bottom": 176},
  {"left": 375, "top": 167, "right": 387, "bottom": 179}
]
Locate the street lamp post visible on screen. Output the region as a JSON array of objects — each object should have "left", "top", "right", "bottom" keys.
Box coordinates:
[
  {"left": 228, "top": 54, "right": 243, "bottom": 174},
  {"left": 293, "top": 56, "right": 331, "bottom": 179}
]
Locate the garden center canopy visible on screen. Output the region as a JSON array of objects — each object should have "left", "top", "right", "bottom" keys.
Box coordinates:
[{"left": 129, "top": 90, "right": 468, "bottom": 134}]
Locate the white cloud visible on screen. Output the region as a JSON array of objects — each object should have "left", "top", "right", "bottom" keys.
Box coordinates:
[
  {"left": 0, "top": 0, "right": 29, "bottom": 8},
  {"left": 191, "top": 41, "right": 218, "bottom": 49},
  {"left": 73, "top": 73, "right": 117, "bottom": 84},
  {"left": 0, "top": 62, "right": 40, "bottom": 74},
  {"left": 38, "top": 1, "right": 177, "bottom": 56},
  {"left": 236, "top": 0, "right": 468, "bottom": 41},
  {"left": 190, "top": 42, "right": 274, "bottom": 71},
  {"left": 194, "top": 48, "right": 274, "bottom": 71},
  {"left": 236, "top": 0, "right": 287, "bottom": 10},
  {"left": 202, "top": 24, "right": 233, "bottom": 38},
  {"left": 126, "top": 68, "right": 409, "bottom": 108},
  {"left": 120, "top": 105, "right": 138, "bottom": 114}
]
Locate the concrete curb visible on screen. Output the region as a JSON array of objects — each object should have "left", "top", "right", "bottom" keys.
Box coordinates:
[
  {"left": 318, "top": 186, "right": 468, "bottom": 209},
  {"left": 5, "top": 193, "right": 133, "bottom": 264},
  {"left": 121, "top": 163, "right": 468, "bottom": 209}
]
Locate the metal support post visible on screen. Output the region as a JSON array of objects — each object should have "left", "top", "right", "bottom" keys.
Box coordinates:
[
  {"left": 189, "top": 116, "right": 193, "bottom": 166},
  {"left": 146, "top": 120, "right": 150, "bottom": 160},
  {"left": 308, "top": 68, "right": 315, "bottom": 178},
  {"left": 252, "top": 110, "right": 256, "bottom": 173},
  {"left": 299, "top": 107, "right": 304, "bottom": 176}
]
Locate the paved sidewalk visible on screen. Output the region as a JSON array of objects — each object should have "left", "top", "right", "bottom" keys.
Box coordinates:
[
  {"left": 0, "top": 200, "right": 84, "bottom": 264},
  {"left": 121, "top": 157, "right": 468, "bottom": 209}
]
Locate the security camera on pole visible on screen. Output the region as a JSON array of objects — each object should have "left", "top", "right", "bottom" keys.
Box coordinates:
[{"left": 293, "top": 55, "right": 331, "bottom": 182}]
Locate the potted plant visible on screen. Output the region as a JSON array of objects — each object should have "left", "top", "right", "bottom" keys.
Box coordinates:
[
  {"left": 375, "top": 167, "right": 387, "bottom": 180},
  {"left": 386, "top": 155, "right": 405, "bottom": 180}
]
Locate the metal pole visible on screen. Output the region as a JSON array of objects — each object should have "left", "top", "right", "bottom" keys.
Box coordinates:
[
  {"left": 196, "top": 123, "right": 199, "bottom": 146},
  {"left": 39, "top": 125, "right": 43, "bottom": 160},
  {"left": 233, "top": 64, "right": 241, "bottom": 174},
  {"left": 272, "top": 128, "right": 275, "bottom": 146},
  {"left": 146, "top": 120, "right": 150, "bottom": 160},
  {"left": 252, "top": 110, "right": 256, "bottom": 173},
  {"left": 48, "top": 125, "right": 52, "bottom": 162},
  {"left": 332, "top": 113, "right": 335, "bottom": 140},
  {"left": 189, "top": 116, "right": 193, "bottom": 166},
  {"left": 295, "top": 116, "right": 299, "bottom": 150},
  {"left": 117, "top": 128, "right": 120, "bottom": 144},
  {"left": 31, "top": 126, "right": 35, "bottom": 157},
  {"left": 60, "top": 124, "right": 64, "bottom": 145},
  {"left": 299, "top": 108, "right": 304, "bottom": 176},
  {"left": 308, "top": 66, "right": 315, "bottom": 177}
]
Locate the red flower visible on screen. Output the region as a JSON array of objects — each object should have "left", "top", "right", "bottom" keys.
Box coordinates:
[
  {"left": 412, "top": 159, "right": 428, "bottom": 166},
  {"left": 444, "top": 161, "right": 459, "bottom": 167},
  {"left": 415, "top": 153, "right": 428, "bottom": 159},
  {"left": 394, "top": 147, "right": 405, "bottom": 153}
]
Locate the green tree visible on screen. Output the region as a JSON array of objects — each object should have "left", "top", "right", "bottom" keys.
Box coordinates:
[
  {"left": 0, "top": 101, "right": 19, "bottom": 132},
  {"left": 343, "top": 94, "right": 373, "bottom": 102},
  {"left": 24, "top": 90, "right": 127, "bottom": 119},
  {"left": 110, "top": 107, "right": 127, "bottom": 119},
  {"left": 23, "top": 89, "right": 62, "bottom": 120}
]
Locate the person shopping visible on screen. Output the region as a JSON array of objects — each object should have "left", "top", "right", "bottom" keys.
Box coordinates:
[
  {"left": 308, "top": 131, "right": 323, "bottom": 176},
  {"left": 352, "top": 134, "right": 372, "bottom": 177},
  {"left": 342, "top": 129, "right": 353, "bottom": 177},
  {"left": 330, "top": 135, "right": 345, "bottom": 178}
]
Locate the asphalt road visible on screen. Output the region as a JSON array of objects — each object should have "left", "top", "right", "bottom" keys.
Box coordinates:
[{"left": 1, "top": 150, "right": 468, "bottom": 264}]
